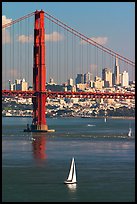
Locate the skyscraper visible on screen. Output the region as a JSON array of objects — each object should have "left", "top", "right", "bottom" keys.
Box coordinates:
[
  {"left": 93, "top": 76, "right": 104, "bottom": 89},
  {"left": 114, "top": 56, "right": 120, "bottom": 85},
  {"left": 84, "top": 72, "right": 93, "bottom": 84},
  {"left": 75, "top": 74, "right": 84, "bottom": 84},
  {"left": 121, "top": 71, "right": 129, "bottom": 87},
  {"left": 15, "top": 79, "right": 22, "bottom": 90},
  {"left": 68, "top": 78, "right": 74, "bottom": 86},
  {"left": 102, "top": 68, "right": 112, "bottom": 87},
  {"left": 21, "top": 78, "right": 28, "bottom": 91}
]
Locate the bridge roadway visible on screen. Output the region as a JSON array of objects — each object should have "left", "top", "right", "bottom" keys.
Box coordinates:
[{"left": 2, "top": 90, "right": 135, "bottom": 99}]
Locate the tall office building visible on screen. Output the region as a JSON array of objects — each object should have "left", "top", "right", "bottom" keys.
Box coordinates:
[
  {"left": 84, "top": 72, "right": 93, "bottom": 84},
  {"left": 75, "top": 74, "right": 84, "bottom": 84},
  {"left": 114, "top": 56, "right": 120, "bottom": 85},
  {"left": 49, "top": 77, "right": 54, "bottom": 84},
  {"left": 13, "top": 78, "right": 28, "bottom": 91},
  {"left": 102, "top": 68, "right": 112, "bottom": 87},
  {"left": 8, "top": 80, "right": 11, "bottom": 90},
  {"left": 68, "top": 78, "right": 74, "bottom": 86},
  {"left": 15, "top": 79, "right": 22, "bottom": 90},
  {"left": 9, "top": 80, "right": 15, "bottom": 91},
  {"left": 119, "top": 73, "right": 122, "bottom": 85},
  {"left": 93, "top": 76, "right": 104, "bottom": 89},
  {"left": 121, "top": 71, "right": 129, "bottom": 87},
  {"left": 21, "top": 78, "right": 28, "bottom": 91}
]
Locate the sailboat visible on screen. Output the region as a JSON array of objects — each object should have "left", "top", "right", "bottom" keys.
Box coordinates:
[
  {"left": 64, "top": 157, "right": 77, "bottom": 184},
  {"left": 104, "top": 117, "right": 107, "bottom": 123},
  {"left": 128, "top": 128, "right": 132, "bottom": 137}
]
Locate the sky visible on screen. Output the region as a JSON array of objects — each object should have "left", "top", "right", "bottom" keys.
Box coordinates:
[{"left": 2, "top": 2, "right": 135, "bottom": 85}]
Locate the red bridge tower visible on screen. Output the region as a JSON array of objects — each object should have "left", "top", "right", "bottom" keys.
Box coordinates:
[
  {"left": 31, "top": 10, "right": 48, "bottom": 132},
  {"left": 25, "top": 10, "right": 49, "bottom": 132}
]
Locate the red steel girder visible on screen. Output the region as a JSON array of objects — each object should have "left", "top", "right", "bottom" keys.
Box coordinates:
[{"left": 2, "top": 90, "right": 135, "bottom": 99}]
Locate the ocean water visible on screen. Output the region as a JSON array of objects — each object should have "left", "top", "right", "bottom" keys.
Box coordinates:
[{"left": 2, "top": 117, "right": 135, "bottom": 202}]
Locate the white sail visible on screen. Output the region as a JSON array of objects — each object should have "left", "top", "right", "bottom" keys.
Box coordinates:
[
  {"left": 128, "top": 128, "right": 132, "bottom": 137},
  {"left": 67, "top": 158, "right": 74, "bottom": 181},
  {"left": 72, "top": 160, "right": 76, "bottom": 183},
  {"left": 64, "top": 157, "right": 77, "bottom": 184}
]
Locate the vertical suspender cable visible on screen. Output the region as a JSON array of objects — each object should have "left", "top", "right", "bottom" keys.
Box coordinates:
[
  {"left": 56, "top": 21, "right": 58, "bottom": 84},
  {"left": 87, "top": 42, "right": 88, "bottom": 76},
  {"left": 48, "top": 18, "right": 51, "bottom": 83},
  {"left": 72, "top": 31, "right": 73, "bottom": 83},
  {"left": 12, "top": 24, "right": 14, "bottom": 83},
  {"left": 4, "top": 28, "right": 6, "bottom": 89},
  {"left": 96, "top": 47, "right": 98, "bottom": 77},
  {"left": 59, "top": 24, "right": 61, "bottom": 84},
  {"left": 66, "top": 29, "right": 68, "bottom": 82},
  {"left": 51, "top": 22, "right": 53, "bottom": 82},
  {"left": 9, "top": 26, "right": 12, "bottom": 84},
  {"left": 89, "top": 46, "right": 93, "bottom": 80},
  {"left": 20, "top": 21, "right": 22, "bottom": 80},
  {"left": 25, "top": 18, "right": 27, "bottom": 82},
  {"left": 94, "top": 46, "right": 96, "bottom": 77},
  {"left": 132, "top": 65, "right": 134, "bottom": 81},
  {"left": 18, "top": 21, "right": 20, "bottom": 81},
  {"left": 102, "top": 49, "right": 104, "bottom": 73},
  {"left": 64, "top": 27, "right": 66, "bottom": 84},
  {"left": 27, "top": 16, "right": 30, "bottom": 88},
  {"left": 79, "top": 37, "right": 81, "bottom": 75},
  {"left": 74, "top": 34, "right": 76, "bottom": 85},
  {"left": 81, "top": 38, "right": 83, "bottom": 77},
  {"left": 17, "top": 22, "right": 19, "bottom": 85}
]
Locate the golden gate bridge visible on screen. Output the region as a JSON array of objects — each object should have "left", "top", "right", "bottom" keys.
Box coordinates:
[{"left": 2, "top": 10, "right": 135, "bottom": 132}]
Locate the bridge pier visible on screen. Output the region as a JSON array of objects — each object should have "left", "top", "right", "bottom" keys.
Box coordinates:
[
  {"left": 24, "top": 124, "right": 55, "bottom": 132},
  {"left": 30, "top": 124, "right": 49, "bottom": 132}
]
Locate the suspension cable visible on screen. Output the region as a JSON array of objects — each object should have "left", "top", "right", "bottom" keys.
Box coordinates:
[
  {"left": 2, "top": 12, "right": 35, "bottom": 29},
  {"left": 44, "top": 11, "right": 135, "bottom": 66}
]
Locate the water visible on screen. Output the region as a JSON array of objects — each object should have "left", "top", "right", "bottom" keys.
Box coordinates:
[{"left": 2, "top": 117, "right": 135, "bottom": 202}]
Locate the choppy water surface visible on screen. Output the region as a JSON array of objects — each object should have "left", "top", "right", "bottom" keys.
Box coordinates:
[{"left": 2, "top": 117, "right": 135, "bottom": 202}]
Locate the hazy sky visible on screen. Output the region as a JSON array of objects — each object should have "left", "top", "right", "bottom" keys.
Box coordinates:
[{"left": 2, "top": 2, "right": 135, "bottom": 85}]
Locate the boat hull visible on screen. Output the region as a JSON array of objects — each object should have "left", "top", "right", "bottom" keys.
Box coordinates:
[{"left": 64, "top": 180, "right": 77, "bottom": 184}]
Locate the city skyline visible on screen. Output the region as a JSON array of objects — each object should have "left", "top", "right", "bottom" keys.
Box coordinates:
[{"left": 8, "top": 57, "right": 132, "bottom": 92}]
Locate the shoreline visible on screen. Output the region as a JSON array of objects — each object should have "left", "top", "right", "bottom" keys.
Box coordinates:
[
  {"left": 2, "top": 115, "right": 135, "bottom": 120},
  {"left": 103, "top": 116, "right": 135, "bottom": 120}
]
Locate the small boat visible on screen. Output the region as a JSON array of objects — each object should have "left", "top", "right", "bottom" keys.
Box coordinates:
[
  {"left": 128, "top": 128, "right": 132, "bottom": 137},
  {"left": 64, "top": 157, "right": 77, "bottom": 184}
]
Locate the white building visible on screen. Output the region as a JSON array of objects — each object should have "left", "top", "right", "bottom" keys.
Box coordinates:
[
  {"left": 89, "top": 80, "right": 94, "bottom": 88},
  {"left": 68, "top": 78, "right": 74, "bottom": 86},
  {"left": 8, "top": 80, "right": 16, "bottom": 91},
  {"left": 21, "top": 78, "right": 28, "bottom": 91},
  {"left": 49, "top": 77, "right": 55, "bottom": 84},
  {"left": 84, "top": 72, "right": 93, "bottom": 84},
  {"left": 93, "top": 76, "right": 104, "bottom": 89},
  {"left": 119, "top": 73, "right": 122, "bottom": 85},
  {"left": 121, "top": 71, "right": 129, "bottom": 87},
  {"left": 114, "top": 56, "right": 120, "bottom": 85},
  {"left": 102, "top": 68, "right": 112, "bottom": 87},
  {"left": 10, "top": 83, "right": 16, "bottom": 91}
]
